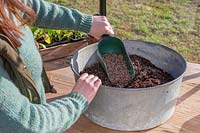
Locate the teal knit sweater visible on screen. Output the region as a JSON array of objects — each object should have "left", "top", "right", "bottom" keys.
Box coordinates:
[{"left": 0, "top": 0, "right": 92, "bottom": 132}]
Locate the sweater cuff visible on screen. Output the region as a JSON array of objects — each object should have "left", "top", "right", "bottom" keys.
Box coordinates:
[
  {"left": 67, "top": 92, "right": 88, "bottom": 113},
  {"left": 79, "top": 14, "right": 93, "bottom": 33}
]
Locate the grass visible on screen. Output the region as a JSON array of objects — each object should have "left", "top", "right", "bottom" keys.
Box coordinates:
[{"left": 47, "top": 0, "right": 200, "bottom": 63}]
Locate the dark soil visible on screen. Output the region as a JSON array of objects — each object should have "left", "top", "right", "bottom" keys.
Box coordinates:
[
  {"left": 80, "top": 55, "right": 174, "bottom": 88},
  {"left": 102, "top": 54, "right": 131, "bottom": 87}
]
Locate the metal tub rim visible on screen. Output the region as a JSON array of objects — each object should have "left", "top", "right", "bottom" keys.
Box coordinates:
[{"left": 70, "top": 40, "right": 187, "bottom": 91}]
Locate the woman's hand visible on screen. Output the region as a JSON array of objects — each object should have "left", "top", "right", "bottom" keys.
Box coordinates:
[
  {"left": 88, "top": 16, "right": 114, "bottom": 39},
  {"left": 72, "top": 73, "right": 102, "bottom": 104}
]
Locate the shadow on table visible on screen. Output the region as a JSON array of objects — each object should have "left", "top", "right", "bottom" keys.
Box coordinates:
[
  {"left": 176, "top": 84, "right": 200, "bottom": 106},
  {"left": 182, "top": 72, "right": 200, "bottom": 82},
  {"left": 43, "top": 56, "right": 71, "bottom": 71},
  {"left": 179, "top": 115, "right": 200, "bottom": 133}
]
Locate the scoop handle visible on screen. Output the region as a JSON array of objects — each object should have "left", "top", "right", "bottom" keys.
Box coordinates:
[
  {"left": 100, "top": 0, "right": 106, "bottom": 16},
  {"left": 102, "top": 34, "right": 111, "bottom": 40}
]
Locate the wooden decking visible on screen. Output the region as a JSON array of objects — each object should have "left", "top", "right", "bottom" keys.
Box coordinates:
[{"left": 44, "top": 57, "right": 200, "bottom": 133}]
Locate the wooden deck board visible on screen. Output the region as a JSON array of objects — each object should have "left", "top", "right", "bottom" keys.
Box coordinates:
[{"left": 44, "top": 59, "right": 200, "bottom": 133}]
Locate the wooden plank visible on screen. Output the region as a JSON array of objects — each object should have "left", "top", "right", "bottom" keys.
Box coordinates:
[
  {"left": 40, "top": 40, "right": 88, "bottom": 62},
  {"left": 45, "top": 62, "right": 200, "bottom": 133}
]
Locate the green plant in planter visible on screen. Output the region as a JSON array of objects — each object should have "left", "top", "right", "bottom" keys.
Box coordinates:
[{"left": 31, "top": 26, "right": 87, "bottom": 49}]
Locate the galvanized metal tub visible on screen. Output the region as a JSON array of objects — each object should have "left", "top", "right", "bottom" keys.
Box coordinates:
[{"left": 70, "top": 40, "right": 187, "bottom": 131}]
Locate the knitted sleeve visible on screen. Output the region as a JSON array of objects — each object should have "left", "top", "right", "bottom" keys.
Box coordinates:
[
  {"left": 0, "top": 59, "right": 88, "bottom": 133},
  {"left": 29, "top": 0, "right": 93, "bottom": 33}
]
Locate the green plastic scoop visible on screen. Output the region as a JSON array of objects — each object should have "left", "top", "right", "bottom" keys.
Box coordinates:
[
  {"left": 96, "top": 0, "right": 135, "bottom": 87},
  {"left": 97, "top": 35, "right": 135, "bottom": 87}
]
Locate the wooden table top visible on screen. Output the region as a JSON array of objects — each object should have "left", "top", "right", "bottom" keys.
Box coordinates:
[{"left": 44, "top": 58, "right": 200, "bottom": 133}]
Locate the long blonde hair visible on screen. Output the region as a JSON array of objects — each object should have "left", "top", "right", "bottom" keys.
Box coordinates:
[{"left": 0, "top": 0, "right": 35, "bottom": 46}]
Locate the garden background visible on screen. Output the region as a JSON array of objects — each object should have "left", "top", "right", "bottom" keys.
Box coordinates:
[{"left": 42, "top": 0, "right": 200, "bottom": 63}]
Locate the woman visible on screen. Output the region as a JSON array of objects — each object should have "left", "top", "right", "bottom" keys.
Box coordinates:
[{"left": 0, "top": 0, "right": 114, "bottom": 132}]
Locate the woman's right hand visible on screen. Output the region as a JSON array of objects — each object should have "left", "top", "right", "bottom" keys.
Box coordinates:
[
  {"left": 88, "top": 16, "right": 114, "bottom": 39},
  {"left": 72, "top": 73, "right": 102, "bottom": 104}
]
